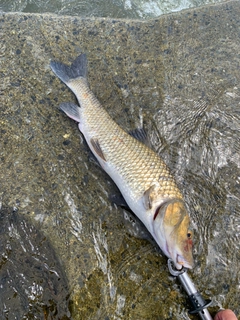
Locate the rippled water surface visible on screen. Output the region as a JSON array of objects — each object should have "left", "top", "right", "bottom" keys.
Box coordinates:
[{"left": 0, "top": 0, "right": 229, "bottom": 18}]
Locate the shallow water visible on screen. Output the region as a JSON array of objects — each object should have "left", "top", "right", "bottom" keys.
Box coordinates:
[
  {"left": 0, "top": 2, "right": 240, "bottom": 319},
  {"left": 0, "top": 0, "right": 229, "bottom": 19}
]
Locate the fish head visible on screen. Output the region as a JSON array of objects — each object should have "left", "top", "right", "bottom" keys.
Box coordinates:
[{"left": 153, "top": 200, "right": 193, "bottom": 269}]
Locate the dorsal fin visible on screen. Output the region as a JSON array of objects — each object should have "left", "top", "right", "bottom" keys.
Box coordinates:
[{"left": 129, "top": 128, "right": 152, "bottom": 148}]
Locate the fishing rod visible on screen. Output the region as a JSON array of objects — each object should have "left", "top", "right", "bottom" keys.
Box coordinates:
[{"left": 168, "top": 259, "right": 213, "bottom": 320}]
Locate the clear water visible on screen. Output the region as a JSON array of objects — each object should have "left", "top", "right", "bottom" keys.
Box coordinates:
[{"left": 0, "top": 0, "right": 228, "bottom": 19}]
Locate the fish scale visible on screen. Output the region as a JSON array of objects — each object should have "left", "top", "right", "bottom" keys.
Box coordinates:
[
  {"left": 76, "top": 81, "right": 181, "bottom": 199},
  {"left": 50, "top": 53, "right": 193, "bottom": 269}
]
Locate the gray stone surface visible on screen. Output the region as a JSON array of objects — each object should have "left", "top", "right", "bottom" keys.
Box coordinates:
[{"left": 0, "top": 1, "right": 240, "bottom": 319}]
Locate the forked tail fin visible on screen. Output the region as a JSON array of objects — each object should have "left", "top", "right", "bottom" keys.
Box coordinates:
[{"left": 50, "top": 54, "right": 87, "bottom": 85}]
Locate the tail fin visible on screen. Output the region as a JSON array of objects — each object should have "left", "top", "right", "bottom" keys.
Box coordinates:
[{"left": 50, "top": 54, "right": 87, "bottom": 85}]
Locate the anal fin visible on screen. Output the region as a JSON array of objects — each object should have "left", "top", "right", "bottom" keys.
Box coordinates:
[
  {"left": 90, "top": 138, "right": 106, "bottom": 162},
  {"left": 59, "top": 102, "right": 81, "bottom": 122}
]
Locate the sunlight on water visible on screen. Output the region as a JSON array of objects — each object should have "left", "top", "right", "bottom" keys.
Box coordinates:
[
  {"left": 92, "top": 221, "right": 117, "bottom": 301},
  {"left": 64, "top": 191, "right": 83, "bottom": 242},
  {"left": 0, "top": 0, "right": 229, "bottom": 19}
]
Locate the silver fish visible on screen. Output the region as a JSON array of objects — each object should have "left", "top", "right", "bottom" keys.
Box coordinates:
[{"left": 50, "top": 54, "right": 193, "bottom": 269}]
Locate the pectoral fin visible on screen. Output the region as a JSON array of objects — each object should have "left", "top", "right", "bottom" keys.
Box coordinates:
[
  {"left": 109, "top": 193, "right": 129, "bottom": 208},
  {"left": 90, "top": 138, "right": 106, "bottom": 162},
  {"left": 142, "top": 184, "right": 159, "bottom": 210}
]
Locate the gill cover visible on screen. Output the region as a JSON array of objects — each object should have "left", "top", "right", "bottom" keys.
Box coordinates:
[{"left": 153, "top": 200, "right": 193, "bottom": 269}]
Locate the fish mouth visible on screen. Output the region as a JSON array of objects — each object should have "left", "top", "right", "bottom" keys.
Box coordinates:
[
  {"left": 176, "top": 254, "right": 193, "bottom": 269},
  {"left": 163, "top": 242, "right": 193, "bottom": 269}
]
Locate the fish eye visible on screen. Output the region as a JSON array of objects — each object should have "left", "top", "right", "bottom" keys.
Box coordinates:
[{"left": 187, "top": 231, "right": 192, "bottom": 239}]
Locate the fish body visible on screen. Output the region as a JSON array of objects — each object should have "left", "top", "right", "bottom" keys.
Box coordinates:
[{"left": 50, "top": 54, "right": 193, "bottom": 269}]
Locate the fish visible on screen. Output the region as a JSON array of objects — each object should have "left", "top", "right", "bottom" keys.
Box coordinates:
[{"left": 50, "top": 54, "right": 193, "bottom": 270}]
